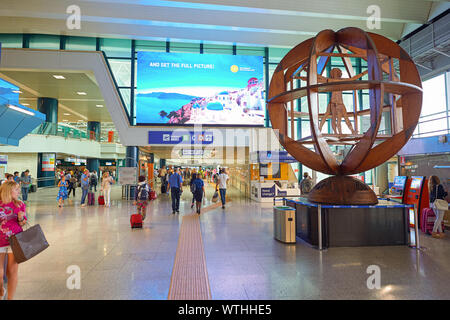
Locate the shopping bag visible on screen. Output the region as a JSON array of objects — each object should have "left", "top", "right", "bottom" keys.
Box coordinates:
[
  {"left": 212, "top": 191, "right": 219, "bottom": 203},
  {"left": 9, "top": 224, "right": 49, "bottom": 264}
]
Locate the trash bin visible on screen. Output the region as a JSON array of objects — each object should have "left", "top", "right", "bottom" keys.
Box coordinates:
[{"left": 273, "top": 206, "right": 296, "bottom": 243}]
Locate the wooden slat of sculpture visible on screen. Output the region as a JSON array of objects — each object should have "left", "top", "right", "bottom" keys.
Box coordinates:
[
  {"left": 339, "top": 28, "right": 383, "bottom": 173},
  {"left": 337, "top": 45, "right": 360, "bottom": 134},
  {"left": 307, "top": 29, "right": 340, "bottom": 174},
  {"left": 268, "top": 37, "right": 335, "bottom": 174},
  {"left": 352, "top": 34, "right": 422, "bottom": 174},
  {"left": 269, "top": 80, "right": 420, "bottom": 103}
]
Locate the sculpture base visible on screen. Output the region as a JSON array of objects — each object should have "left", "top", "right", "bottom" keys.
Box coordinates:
[{"left": 308, "top": 175, "right": 378, "bottom": 205}]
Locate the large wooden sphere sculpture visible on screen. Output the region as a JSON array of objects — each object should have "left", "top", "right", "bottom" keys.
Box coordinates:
[{"left": 268, "top": 27, "right": 422, "bottom": 204}]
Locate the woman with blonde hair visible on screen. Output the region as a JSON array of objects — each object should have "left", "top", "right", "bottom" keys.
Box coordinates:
[
  {"left": 0, "top": 181, "right": 27, "bottom": 300},
  {"left": 429, "top": 175, "right": 448, "bottom": 238},
  {"left": 101, "top": 172, "right": 114, "bottom": 207}
]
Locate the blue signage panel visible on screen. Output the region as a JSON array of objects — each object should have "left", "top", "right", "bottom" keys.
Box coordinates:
[
  {"left": 261, "top": 185, "right": 276, "bottom": 198},
  {"left": 148, "top": 130, "right": 214, "bottom": 145},
  {"left": 258, "top": 151, "right": 297, "bottom": 163},
  {"left": 398, "top": 134, "right": 450, "bottom": 156}
]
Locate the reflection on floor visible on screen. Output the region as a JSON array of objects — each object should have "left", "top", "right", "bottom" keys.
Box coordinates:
[{"left": 8, "top": 183, "right": 450, "bottom": 300}]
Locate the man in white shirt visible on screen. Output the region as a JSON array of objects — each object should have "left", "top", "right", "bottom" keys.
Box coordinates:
[{"left": 217, "top": 168, "right": 229, "bottom": 209}]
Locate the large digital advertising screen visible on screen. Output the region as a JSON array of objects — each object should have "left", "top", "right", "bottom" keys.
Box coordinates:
[{"left": 136, "top": 52, "right": 264, "bottom": 126}]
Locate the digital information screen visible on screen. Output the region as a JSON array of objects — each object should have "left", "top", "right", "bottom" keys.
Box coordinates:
[
  {"left": 393, "top": 176, "right": 407, "bottom": 188},
  {"left": 136, "top": 52, "right": 264, "bottom": 126},
  {"left": 410, "top": 176, "right": 423, "bottom": 189}
]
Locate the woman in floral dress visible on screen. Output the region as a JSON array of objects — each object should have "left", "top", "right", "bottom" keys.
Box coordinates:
[{"left": 57, "top": 175, "right": 69, "bottom": 208}]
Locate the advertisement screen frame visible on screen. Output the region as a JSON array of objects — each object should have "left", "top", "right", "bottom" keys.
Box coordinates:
[{"left": 136, "top": 51, "right": 266, "bottom": 127}]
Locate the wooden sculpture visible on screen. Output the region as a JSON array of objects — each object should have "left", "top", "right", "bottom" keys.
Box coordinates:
[{"left": 267, "top": 27, "right": 422, "bottom": 204}]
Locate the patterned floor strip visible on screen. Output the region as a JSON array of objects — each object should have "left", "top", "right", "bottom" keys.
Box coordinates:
[{"left": 167, "top": 198, "right": 233, "bottom": 300}]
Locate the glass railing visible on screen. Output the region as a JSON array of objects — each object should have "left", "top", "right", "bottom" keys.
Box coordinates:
[
  {"left": 31, "top": 122, "right": 89, "bottom": 139},
  {"left": 30, "top": 121, "right": 123, "bottom": 143}
]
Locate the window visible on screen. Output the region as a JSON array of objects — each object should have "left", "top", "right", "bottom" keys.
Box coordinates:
[
  {"left": 66, "top": 36, "right": 96, "bottom": 51},
  {"left": 414, "top": 72, "right": 449, "bottom": 137},
  {"left": 100, "top": 38, "right": 131, "bottom": 58},
  {"left": 237, "top": 46, "right": 264, "bottom": 56},
  {"left": 0, "top": 34, "right": 22, "bottom": 48},
  {"left": 421, "top": 74, "right": 446, "bottom": 116},
  {"left": 203, "top": 44, "right": 233, "bottom": 54},
  {"left": 170, "top": 42, "right": 200, "bottom": 53},
  {"left": 108, "top": 59, "right": 131, "bottom": 87},
  {"left": 29, "top": 35, "right": 60, "bottom": 49}
]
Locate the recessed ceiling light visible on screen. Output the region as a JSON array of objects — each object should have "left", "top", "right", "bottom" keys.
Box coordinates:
[
  {"left": 22, "top": 103, "right": 30, "bottom": 106},
  {"left": 96, "top": 104, "right": 103, "bottom": 108},
  {"left": 53, "top": 75, "right": 66, "bottom": 79},
  {"left": 8, "top": 104, "right": 34, "bottom": 116},
  {"left": 62, "top": 119, "right": 68, "bottom": 122},
  {"left": 12, "top": 90, "right": 22, "bottom": 94},
  {"left": 77, "top": 120, "right": 84, "bottom": 122},
  {"left": 64, "top": 113, "right": 71, "bottom": 115},
  {"left": 77, "top": 92, "right": 87, "bottom": 95}
]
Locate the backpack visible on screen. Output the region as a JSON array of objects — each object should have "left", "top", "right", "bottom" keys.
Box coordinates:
[
  {"left": 190, "top": 181, "right": 196, "bottom": 193},
  {"left": 90, "top": 174, "right": 97, "bottom": 184},
  {"left": 137, "top": 183, "right": 149, "bottom": 201}
]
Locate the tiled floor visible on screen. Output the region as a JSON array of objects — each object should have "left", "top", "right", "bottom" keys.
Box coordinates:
[{"left": 6, "top": 184, "right": 450, "bottom": 300}]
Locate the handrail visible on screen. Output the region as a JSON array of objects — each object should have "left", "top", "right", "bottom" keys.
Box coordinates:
[{"left": 273, "top": 194, "right": 304, "bottom": 206}]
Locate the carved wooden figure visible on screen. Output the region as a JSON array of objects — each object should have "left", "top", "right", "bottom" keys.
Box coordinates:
[{"left": 267, "top": 27, "right": 422, "bottom": 204}]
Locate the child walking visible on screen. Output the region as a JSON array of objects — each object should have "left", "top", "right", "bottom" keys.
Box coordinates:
[
  {"left": 134, "top": 176, "right": 150, "bottom": 221},
  {"left": 57, "top": 175, "right": 68, "bottom": 207}
]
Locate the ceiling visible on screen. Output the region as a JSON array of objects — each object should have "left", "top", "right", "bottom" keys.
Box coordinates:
[
  {"left": 0, "top": 70, "right": 112, "bottom": 123},
  {"left": 0, "top": 0, "right": 448, "bottom": 47}
]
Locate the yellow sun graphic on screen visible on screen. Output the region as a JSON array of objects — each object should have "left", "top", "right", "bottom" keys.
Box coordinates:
[{"left": 230, "top": 65, "right": 239, "bottom": 73}]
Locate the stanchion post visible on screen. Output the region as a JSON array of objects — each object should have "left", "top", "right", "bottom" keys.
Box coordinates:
[
  {"left": 414, "top": 204, "right": 420, "bottom": 250},
  {"left": 318, "top": 204, "right": 322, "bottom": 250}
]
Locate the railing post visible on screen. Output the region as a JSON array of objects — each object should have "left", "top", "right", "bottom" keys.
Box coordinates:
[
  {"left": 414, "top": 204, "right": 420, "bottom": 250},
  {"left": 318, "top": 204, "right": 323, "bottom": 250}
]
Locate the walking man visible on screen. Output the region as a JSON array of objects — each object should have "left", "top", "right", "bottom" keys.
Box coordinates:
[
  {"left": 20, "top": 170, "right": 32, "bottom": 203},
  {"left": 80, "top": 169, "right": 90, "bottom": 207},
  {"left": 168, "top": 167, "right": 183, "bottom": 214},
  {"left": 217, "top": 168, "right": 229, "bottom": 209}
]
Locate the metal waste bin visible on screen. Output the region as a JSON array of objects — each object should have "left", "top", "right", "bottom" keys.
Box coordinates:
[{"left": 273, "top": 206, "right": 296, "bottom": 243}]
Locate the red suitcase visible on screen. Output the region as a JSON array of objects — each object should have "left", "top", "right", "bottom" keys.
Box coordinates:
[
  {"left": 149, "top": 191, "right": 157, "bottom": 201},
  {"left": 130, "top": 214, "right": 143, "bottom": 228},
  {"left": 421, "top": 207, "right": 445, "bottom": 235},
  {"left": 98, "top": 195, "right": 105, "bottom": 205},
  {"left": 88, "top": 192, "right": 95, "bottom": 206}
]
